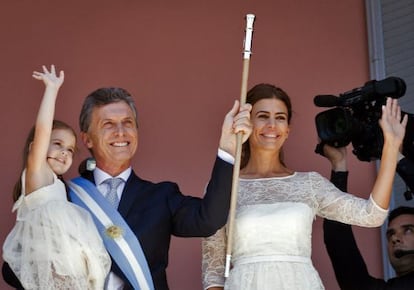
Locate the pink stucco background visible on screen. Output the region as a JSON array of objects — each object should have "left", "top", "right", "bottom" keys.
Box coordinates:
[{"left": 0, "top": 1, "right": 382, "bottom": 289}]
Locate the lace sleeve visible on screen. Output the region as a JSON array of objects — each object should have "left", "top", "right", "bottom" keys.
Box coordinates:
[
  {"left": 202, "top": 226, "right": 226, "bottom": 289},
  {"left": 310, "top": 172, "right": 388, "bottom": 227}
]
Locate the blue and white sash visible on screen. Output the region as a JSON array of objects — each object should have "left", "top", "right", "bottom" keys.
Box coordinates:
[{"left": 68, "top": 177, "right": 154, "bottom": 290}]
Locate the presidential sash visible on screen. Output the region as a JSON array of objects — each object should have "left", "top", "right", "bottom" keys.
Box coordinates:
[{"left": 68, "top": 177, "right": 154, "bottom": 290}]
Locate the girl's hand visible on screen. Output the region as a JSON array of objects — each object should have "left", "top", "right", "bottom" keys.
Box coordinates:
[{"left": 32, "top": 64, "right": 64, "bottom": 90}]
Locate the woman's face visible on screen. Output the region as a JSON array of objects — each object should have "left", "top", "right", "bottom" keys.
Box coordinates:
[
  {"left": 249, "top": 98, "right": 290, "bottom": 152},
  {"left": 46, "top": 128, "right": 76, "bottom": 175}
]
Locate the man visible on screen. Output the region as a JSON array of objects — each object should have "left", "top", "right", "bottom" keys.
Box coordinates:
[
  {"left": 322, "top": 144, "right": 414, "bottom": 289},
  {"left": 3, "top": 87, "right": 252, "bottom": 289}
]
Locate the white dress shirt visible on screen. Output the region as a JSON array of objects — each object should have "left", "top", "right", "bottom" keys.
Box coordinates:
[{"left": 94, "top": 167, "right": 131, "bottom": 290}]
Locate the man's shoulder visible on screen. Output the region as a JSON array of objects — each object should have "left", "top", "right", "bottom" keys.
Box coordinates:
[
  {"left": 387, "top": 271, "right": 414, "bottom": 287},
  {"left": 128, "top": 172, "right": 179, "bottom": 192}
]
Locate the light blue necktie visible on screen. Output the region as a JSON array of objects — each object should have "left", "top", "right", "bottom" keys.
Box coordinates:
[{"left": 104, "top": 178, "right": 123, "bottom": 208}]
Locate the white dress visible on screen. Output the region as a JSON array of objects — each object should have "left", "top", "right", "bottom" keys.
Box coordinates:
[
  {"left": 202, "top": 171, "right": 388, "bottom": 290},
  {"left": 2, "top": 171, "right": 111, "bottom": 290}
]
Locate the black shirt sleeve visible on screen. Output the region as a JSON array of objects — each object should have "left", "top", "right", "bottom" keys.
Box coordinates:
[
  {"left": 324, "top": 170, "right": 387, "bottom": 290},
  {"left": 2, "top": 262, "right": 24, "bottom": 289},
  {"left": 397, "top": 157, "right": 414, "bottom": 192}
]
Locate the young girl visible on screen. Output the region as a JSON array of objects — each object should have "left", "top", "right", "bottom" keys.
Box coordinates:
[{"left": 2, "top": 65, "right": 111, "bottom": 289}]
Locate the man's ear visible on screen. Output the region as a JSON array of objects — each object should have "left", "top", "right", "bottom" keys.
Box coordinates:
[{"left": 80, "top": 132, "right": 93, "bottom": 149}]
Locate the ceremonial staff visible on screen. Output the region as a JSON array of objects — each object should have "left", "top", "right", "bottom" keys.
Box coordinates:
[{"left": 225, "top": 13, "right": 255, "bottom": 278}]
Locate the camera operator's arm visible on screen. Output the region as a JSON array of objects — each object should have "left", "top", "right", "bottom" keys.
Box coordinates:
[
  {"left": 371, "top": 98, "right": 407, "bottom": 209},
  {"left": 322, "top": 145, "right": 387, "bottom": 290},
  {"left": 322, "top": 144, "right": 347, "bottom": 189},
  {"left": 397, "top": 154, "right": 414, "bottom": 192}
]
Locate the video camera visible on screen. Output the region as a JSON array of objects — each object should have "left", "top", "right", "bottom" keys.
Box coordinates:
[{"left": 314, "top": 76, "right": 414, "bottom": 162}]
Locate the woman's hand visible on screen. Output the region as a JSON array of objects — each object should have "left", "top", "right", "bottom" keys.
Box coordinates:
[{"left": 379, "top": 97, "right": 407, "bottom": 149}]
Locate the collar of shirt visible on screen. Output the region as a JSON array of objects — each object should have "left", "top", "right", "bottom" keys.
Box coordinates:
[{"left": 93, "top": 167, "right": 132, "bottom": 198}]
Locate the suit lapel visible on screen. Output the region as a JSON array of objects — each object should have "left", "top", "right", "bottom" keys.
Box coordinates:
[
  {"left": 118, "top": 171, "right": 148, "bottom": 217},
  {"left": 80, "top": 170, "right": 95, "bottom": 185},
  {"left": 81, "top": 169, "right": 147, "bottom": 218}
]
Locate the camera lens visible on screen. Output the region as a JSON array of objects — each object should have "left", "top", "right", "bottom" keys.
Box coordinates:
[{"left": 315, "top": 108, "right": 353, "bottom": 147}]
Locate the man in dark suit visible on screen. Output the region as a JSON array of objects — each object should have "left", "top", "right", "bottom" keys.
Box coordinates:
[
  {"left": 78, "top": 87, "right": 252, "bottom": 289},
  {"left": 2, "top": 87, "right": 252, "bottom": 289},
  {"left": 321, "top": 144, "right": 414, "bottom": 290}
]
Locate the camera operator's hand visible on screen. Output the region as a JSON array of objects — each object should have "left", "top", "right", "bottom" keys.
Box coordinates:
[
  {"left": 322, "top": 144, "right": 347, "bottom": 172},
  {"left": 379, "top": 98, "right": 407, "bottom": 148}
]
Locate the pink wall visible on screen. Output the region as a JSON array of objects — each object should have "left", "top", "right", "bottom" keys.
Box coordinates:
[{"left": 0, "top": 1, "right": 382, "bottom": 289}]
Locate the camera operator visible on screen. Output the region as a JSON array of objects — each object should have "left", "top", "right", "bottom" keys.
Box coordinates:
[
  {"left": 314, "top": 76, "right": 413, "bottom": 165},
  {"left": 321, "top": 143, "right": 414, "bottom": 289}
]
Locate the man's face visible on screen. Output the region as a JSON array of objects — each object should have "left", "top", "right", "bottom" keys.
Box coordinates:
[
  {"left": 386, "top": 214, "right": 414, "bottom": 276},
  {"left": 81, "top": 101, "right": 138, "bottom": 173}
]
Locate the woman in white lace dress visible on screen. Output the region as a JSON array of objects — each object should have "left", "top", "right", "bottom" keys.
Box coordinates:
[
  {"left": 202, "top": 83, "right": 407, "bottom": 290},
  {"left": 2, "top": 65, "right": 111, "bottom": 289}
]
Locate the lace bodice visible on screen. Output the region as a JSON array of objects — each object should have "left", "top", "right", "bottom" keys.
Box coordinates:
[
  {"left": 13, "top": 171, "right": 67, "bottom": 219},
  {"left": 202, "top": 171, "right": 388, "bottom": 289}
]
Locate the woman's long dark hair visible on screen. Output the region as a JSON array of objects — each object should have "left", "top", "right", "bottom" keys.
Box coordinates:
[
  {"left": 12, "top": 120, "right": 77, "bottom": 202},
  {"left": 241, "top": 83, "right": 293, "bottom": 169}
]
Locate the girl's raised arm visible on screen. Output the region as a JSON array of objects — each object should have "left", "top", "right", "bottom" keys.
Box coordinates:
[{"left": 26, "top": 65, "right": 64, "bottom": 194}]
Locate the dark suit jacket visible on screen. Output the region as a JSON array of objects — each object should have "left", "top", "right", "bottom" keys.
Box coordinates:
[
  {"left": 2, "top": 156, "right": 233, "bottom": 290},
  {"left": 324, "top": 170, "right": 414, "bottom": 290},
  {"left": 85, "top": 156, "right": 233, "bottom": 290}
]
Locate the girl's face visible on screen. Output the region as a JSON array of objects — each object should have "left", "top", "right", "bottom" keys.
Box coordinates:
[
  {"left": 47, "top": 128, "right": 76, "bottom": 175},
  {"left": 249, "top": 98, "right": 290, "bottom": 152}
]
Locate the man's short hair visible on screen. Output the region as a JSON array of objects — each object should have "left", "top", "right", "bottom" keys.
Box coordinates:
[
  {"left": 79, "top": 87, "right": 138, "bottom": 133},
  {"left": 388, "top": 206, "right": 414, "bottom": 223}
]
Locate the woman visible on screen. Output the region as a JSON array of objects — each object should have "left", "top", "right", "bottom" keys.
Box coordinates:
[{"left": 202, "top": 83, "right": 407, "bottom": 290}]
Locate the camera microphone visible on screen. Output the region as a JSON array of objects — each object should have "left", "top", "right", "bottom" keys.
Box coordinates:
[
  {"left": 313, "top": 95, "right": 339, "bottom": 107},
  {"left": 314, "top": 77, "right": 406, "bottom": 108},
  {"left": 394, "top": 249, "right": 414, "bottom": 258}
]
